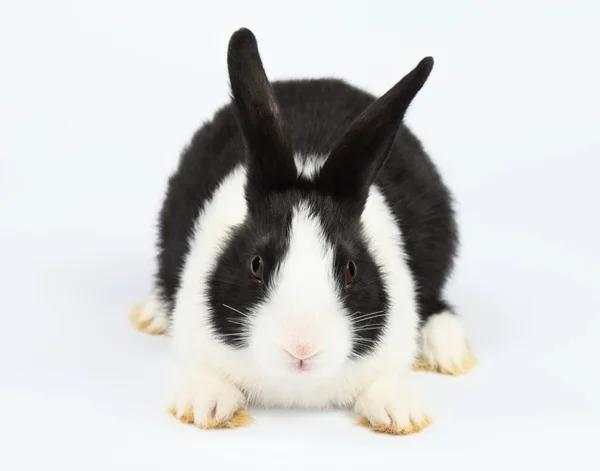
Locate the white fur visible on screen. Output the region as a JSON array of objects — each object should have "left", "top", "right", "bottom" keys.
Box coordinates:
[
  {"left": 167, "top": 155, "right": 424, "bottom": 416},
  {"left": 294, "top": 154, "right": 327, "bottom": 181},
  {"left": 136, "top": 289, "right": 170, "bottom": 333},
  {"left": 248, "top": 204, "right": 354, "bottom": 384},
  {"left": 419, "top": 311, "right": 470, "bottom": 371},
  {"left": 169, "top": 366, "right": 245, "bottom": 426},
  {"left": 354, "top": 373, "right": 428, "bottom": 427}
]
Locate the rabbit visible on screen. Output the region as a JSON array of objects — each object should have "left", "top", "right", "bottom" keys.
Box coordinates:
[{"left": 128, "top": 27, "right": 475, "bottom": 435}]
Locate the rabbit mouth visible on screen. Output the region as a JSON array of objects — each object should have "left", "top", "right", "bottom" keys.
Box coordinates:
[{"left": 292, "top": 359, "right": 311, "bottom": 373}]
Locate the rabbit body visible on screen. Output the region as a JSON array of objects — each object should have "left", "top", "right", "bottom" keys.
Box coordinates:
[{"left": 132, "top": 29, "right": 474, "bottom": 434}]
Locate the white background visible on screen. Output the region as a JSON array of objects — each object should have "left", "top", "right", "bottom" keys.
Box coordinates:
[{"left": 1, "top": 0, "right": 599, "bottom": 469}]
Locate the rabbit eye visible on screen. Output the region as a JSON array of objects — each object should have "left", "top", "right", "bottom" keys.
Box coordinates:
[
  {"left": 345, "top": 260, "right": 357, "bottom": 288},
  {"left": 251, "top": 255, "right": 264, "bottom": 281}
]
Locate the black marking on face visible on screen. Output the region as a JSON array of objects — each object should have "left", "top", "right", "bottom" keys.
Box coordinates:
[
  {"left": 207, "top": 188, "right": 389, "bottom": 358},
  {"left": 329, "top": 221, "right": 389, "bottom": 358}
]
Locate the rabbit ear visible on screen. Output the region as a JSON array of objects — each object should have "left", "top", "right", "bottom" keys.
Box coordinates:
[
  {"left": 227, "top": 28, "right": 297, "bottom": 198},
  {"left": 317, "top": 57, "right": 434, "bottom": 213}
]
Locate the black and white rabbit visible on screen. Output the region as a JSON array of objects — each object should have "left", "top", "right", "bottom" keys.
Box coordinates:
[{"left": 129, "top": 28, "right": 475, "bottom": 435}]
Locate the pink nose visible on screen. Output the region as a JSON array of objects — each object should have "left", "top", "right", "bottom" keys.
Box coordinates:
[{"left": 283, "top": 343, "right": 321, "bottom": 360}]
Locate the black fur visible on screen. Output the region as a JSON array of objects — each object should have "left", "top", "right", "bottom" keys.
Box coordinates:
[
  {"left": 154, "top": 28, "right": 458, "bottom": 356},
  {"left": 318, "top": 56, "right": 433, "bottom": 216},
  {"left": 226, "top": 30, "right": 297, "bottom": 203}
]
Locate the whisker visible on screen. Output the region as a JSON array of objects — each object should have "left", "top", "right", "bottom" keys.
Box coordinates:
[
  {"left": 227, "top": 318, "right": 247, "bottom": 326},
  {"left": 351, "top": 334, "right": 375, "bottom": 341},
  {"left": 353, "top": 320, "right": 385, "bottom": 327},
  {"left": 353, "top": 323, "right": 385, "bottom": 329},
  {"left": 353, "top": 326, "right": 386, "bottom": 333},
  {"left": 353, "top": 310, "right": 385, "bottom": 322},
  {"left": 222, "top": 304, "right": 252, "bottom": 318},
  {"left": 353, "top": 314, "right": 387, "bottom": 325},
  {"left": 354, "top": 310, "right": 385, "bottom": 319}
]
